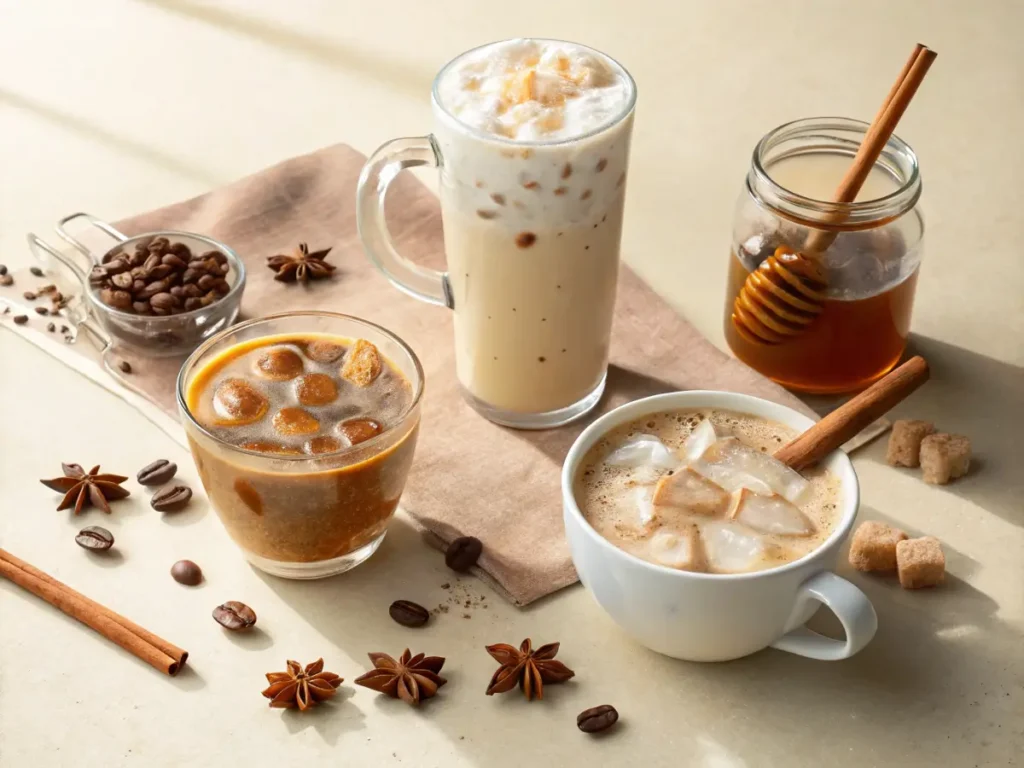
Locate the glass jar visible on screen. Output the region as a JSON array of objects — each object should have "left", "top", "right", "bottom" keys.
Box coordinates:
[{"left": 723, "top": 118, "right": 924, "bottom": 394}]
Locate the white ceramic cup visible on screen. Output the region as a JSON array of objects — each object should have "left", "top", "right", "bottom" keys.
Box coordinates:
[{"left": 561, "top": 390, "right": 877, "bottom": 662}]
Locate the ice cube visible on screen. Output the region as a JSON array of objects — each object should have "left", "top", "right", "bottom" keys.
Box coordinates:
[
  {"left": 728, "top": 489, "right": 815, "bottom": 537},
  {"left": 701, "top": 521, "right": 765, "bottom": 573},
  {"left": 652, "top": 468, "right": 731, "bottom": 516},
  {"left": 633, "top": 486, "right": 657, "bottom": 528},
  {"left": 605, "top": 434, "right": 679, "bottom": 471},
  {"left": 647, "top": 526, "right": 703, "bottom": 571},
  {"left": 692, "top": 437, "right": 809, "bottom": 503},
  {"left": 680, "top": 418, "right": 717, "bottom": 465}
]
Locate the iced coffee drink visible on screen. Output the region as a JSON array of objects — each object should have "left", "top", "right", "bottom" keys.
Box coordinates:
[{"left": 358, "top": 39, "right": 636, "bottom": 428}]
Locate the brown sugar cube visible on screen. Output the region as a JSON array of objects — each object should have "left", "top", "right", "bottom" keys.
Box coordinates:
[
  {"left": 848, "top": 520, "right": 908, "bottom": 572},
  {"left": 896, "top": 536, "right": 945, "bottom": 589},
  {"left": 920, "top": 433, "right": 971, "bottom": 485},
  {"left": 885, "top": 419, "right": 935, "bottom": 468},
  {"left": 340, "top": 339, "right": 382, "bottom": 387}
]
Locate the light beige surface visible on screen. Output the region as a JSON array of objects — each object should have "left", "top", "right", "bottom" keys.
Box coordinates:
[{"left": 1, "top": 1, "right": 1022, "bottom": 766}]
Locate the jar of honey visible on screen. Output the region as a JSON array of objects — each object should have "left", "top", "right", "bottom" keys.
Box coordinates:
[{"left": 724, "top": 117, "right": 924, "bottom": 394}]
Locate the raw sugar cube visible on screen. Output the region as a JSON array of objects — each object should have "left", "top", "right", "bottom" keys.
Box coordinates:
[
  {"left": 848, "top": 520, "right": 907, "bottom": 572},
  {"left": 885, "top": 419, "right": 935, "bottom": 468},
  {"left": 920, "top": 433, "right": 971, "bottom": 485},
  {"left": 896, "top": 536, "right": 945, "bottom": 589}
]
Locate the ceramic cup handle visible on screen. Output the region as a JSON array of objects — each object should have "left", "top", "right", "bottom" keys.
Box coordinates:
[
  {"left": 771, "top": 571, "right": 877, "bottom": 661},
  {"left": 356, "top": 135, "right": 454, "bottom": 309}
]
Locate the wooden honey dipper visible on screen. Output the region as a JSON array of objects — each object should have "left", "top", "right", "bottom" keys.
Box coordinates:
[{"left": 732, "top": 44, "right": 937, "bottom": 346}]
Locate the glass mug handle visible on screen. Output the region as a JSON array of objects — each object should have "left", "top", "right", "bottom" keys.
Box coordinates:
[
  {"left": 770, "top": 571, "right": 878, "bottom": 660},
  {"left": 356, "top": 136, "right": 454, "bottom": 309}
]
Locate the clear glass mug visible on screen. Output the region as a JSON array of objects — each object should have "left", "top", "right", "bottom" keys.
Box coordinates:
[
  {"left": 723, "top": 118, "right": 924, "bottom": 394},
  {"left": 357, "top": 39, "right": 637, "bottom": 429}
]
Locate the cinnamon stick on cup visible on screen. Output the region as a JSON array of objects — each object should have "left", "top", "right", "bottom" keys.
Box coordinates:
[
  {"left": 0, "top": 548, "right": 188, "bottom": 676},
  {"left": 774, "top": 356, "right": 930, "bottom": 471}
]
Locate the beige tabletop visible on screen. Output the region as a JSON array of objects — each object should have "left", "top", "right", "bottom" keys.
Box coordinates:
[{"left": 1, "top": 1, "right": 1022, "bottom": 766}]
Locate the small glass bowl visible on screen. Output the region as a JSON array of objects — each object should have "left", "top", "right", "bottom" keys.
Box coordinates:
[{"left": 40, "top": 213, "right": 246, "bottom": 358}]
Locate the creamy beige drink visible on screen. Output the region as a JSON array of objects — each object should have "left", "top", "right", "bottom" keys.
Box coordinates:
[
  {"left": 433, "top": 39, "right": 636, "bottom": 425},
  {"left": 574, "top": 408, "right": 842, "bottom": 574}
]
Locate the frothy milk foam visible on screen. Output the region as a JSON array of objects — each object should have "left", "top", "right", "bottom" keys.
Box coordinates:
[
  {"left": 574, "top": 409, "right": 843, "bottom": 574},
  {"left": 433, "top": 40, "right": 635, "bottom": 415}
]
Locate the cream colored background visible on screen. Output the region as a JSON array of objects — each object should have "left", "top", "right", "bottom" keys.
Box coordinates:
[{"left": 1, "top": 1, "right": 1021, "bottom": 766}]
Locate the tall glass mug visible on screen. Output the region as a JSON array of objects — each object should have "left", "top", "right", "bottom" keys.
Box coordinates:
[{"left": 357, "top": 39, "right": 637, "bottom": 428}]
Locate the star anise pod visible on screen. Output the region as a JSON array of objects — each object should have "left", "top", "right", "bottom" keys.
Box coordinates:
[
  {"left": 261, "top": 658, "right": 343, "bottom": 711},
  {"left": 266, "top": 243, "right": 335, "bottom": 283},
  {"left": 40, "top": 462, "right": 130, "bottom": 514},
  {"left": 485, "top": 638, "right": 575, "bottom": 701},
  {"left": 354, "top": 649, "right": 446, "bottom": 706}
]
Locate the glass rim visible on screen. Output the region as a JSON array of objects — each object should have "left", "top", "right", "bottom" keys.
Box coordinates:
[
  {"left": 431, "top": 37, "right": 638, "bottom": 147},
  {"left": 86, "top": 229, "right": 247, "bottom": 322},
  {"left": 750, "top": 116, "right": 921, "bottom": 221},
  {"left": 175, "top": 311, "right": 425, "bottom": 463}
]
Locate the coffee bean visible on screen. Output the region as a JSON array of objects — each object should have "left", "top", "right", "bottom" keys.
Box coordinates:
[
  {"left": 46, "top": 322, "right": 55, "bottom": 332},
  {"left": 137, "top": 459, "right": 177, "bottom": 486},
  {"left": 0, "top": 274, "right": 13, "bottom": 287},
  {"left": 197, "top": 274, "right": 217, "bottom": 291},
  {"left": 171, "top": 559, "right": 203, "bottom": 586},
  {"left": 152, "top": 484, "right": 192, "bottom": 512},
  {"left": 389, "top": 600, "right": 430, "bottom": 628},
  {"left": 168, "top": 242, "right": 192, "bottom": 258},
  {"left": 104, "top": 259, "right": 131, "bottom": 276},
  {"left": 13, "top": 315, "right": 28, "bottom": 325},
  {"left": 150, "top": 292, "right": 177, "bottom": 311},
  {"left": 445, "top": 536, "right": 483, "bottom": 572},
  {"left": 148, "top": 264, "right": 173, "bottom": 280},
  {"left": 34, "top": 306, "right": 48, "bottom": 316},
  {"left": 132, "top": 301, "right": 151, "bottom": 314},
  {"left": 75, "top": 526, "right": 115, "bottom": 552},
  {"left": 118, "top": 360, "right": 132, "bottom": 374},
  {"left": 110, "top": 290, "right": 132, "bottom": 310},
  {"left": 183, "top": 297, "right": 202, "bottom": 312},
  {"left": 162, "top": 253, "right": 188, "bottom": 270},
  {"left": 30, "top": 266, "right": 44, "bottom": 277},
  {"left": 111, "top": 272, "right": 133, "bottom": 289},
  {"left": 213, "top": 601, "right": 256, "bottom": 631},
  {"left": 0, "top": 264, "right": 7, "bottom": 275},
  {"left": 23, "top": 291, "right": 36, "bottom": 301},
  {"left": 577, "top": 705, "right": 618, "bottom": 734}
]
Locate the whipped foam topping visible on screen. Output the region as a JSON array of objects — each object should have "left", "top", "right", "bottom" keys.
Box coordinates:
[{"left": 435, "top": 39, "right": 632, "bottom": 141}]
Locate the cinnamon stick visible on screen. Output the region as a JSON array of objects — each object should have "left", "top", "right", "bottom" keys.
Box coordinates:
[
  {"left": 0, "top": 549, "right": 187, "bottom": 676},
  {"left": 774, "top": 356, "right": 929, "bottom": 471},
  {"left": 803, "top": 45, "right": 937, "bottom": 254}
]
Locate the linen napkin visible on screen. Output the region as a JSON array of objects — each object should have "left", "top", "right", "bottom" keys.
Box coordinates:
[{"left": 51, "top": 143, "right": 814, "bottom": 605}]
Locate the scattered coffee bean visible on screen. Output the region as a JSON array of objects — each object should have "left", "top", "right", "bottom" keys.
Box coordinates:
[
  {"left": 46, "top": 322, "right": 55, "bottom": 332},
  {"left": 30, "top": 266, "right": 44, "bottom": 277},
  {"left": 445, "top": 536, "right": 483, "bottom": 572},
  {"left": 213, "top": 601, "right": 256, "bottom": 631},
  {"left": 60, "top": 324, "right": 69, "bottom": 334},
  {"left": 151, "top": 485, "right": 192, "bottom": 512},
  {"left": 171, "top": 559, "right": 203, "bottom": 586},
  {"left": 118, "top": 360, "right": 132, "bottom": 374},
  {"left": 0, "top": 274, "right": 13, "bottom": 286},
  {"left": 137, "top": 459, "right": 177, "bottom": 486},
  {"left": 75, "top": 526, "right": 115, "bottom": 552},
  {"left": 34, "top": 306, "right": 48, "bottom": 316},
  {"left": 389, "top": 599, "right": 430, "bottom": 628},
  {"left": 577, "top": 705, "right": 619, "bottom": 734},
  {"left": 13, "top": 315, "right": 28, "bottom": 325},
  {"left": 0, "top": 264, "right": 6, "bottom": 275},
  {"left": 22, "top": 291, "right": 36, "bottom": 301}
]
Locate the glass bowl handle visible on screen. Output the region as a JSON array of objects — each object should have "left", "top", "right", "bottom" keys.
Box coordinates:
[{"left": 54, "top": 212, "right": 128, "bottom": 269}]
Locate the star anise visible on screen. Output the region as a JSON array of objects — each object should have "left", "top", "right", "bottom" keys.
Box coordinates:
[
  {"left": 485, "top": 638, "right": 575, "bottom": 701},
  {"left": 267, "top": 243, "right": 335, "bottom": 283},
  {"left": 354, "top": 649, "right": 447, "bottom": 706},
  {"left": 261, "top": 658, "right": 343, "bottom": 711},
  {"left": 40, "top": 463, "right": 130, "bottom": 514}
]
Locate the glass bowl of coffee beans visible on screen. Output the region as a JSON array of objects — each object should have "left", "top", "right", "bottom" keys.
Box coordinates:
[{"left": 52, "top": 213, "right": 246, "bottom": 357}]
